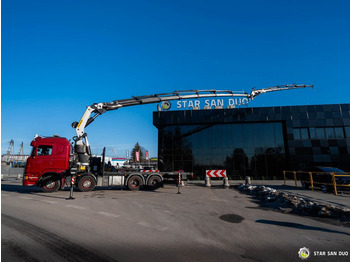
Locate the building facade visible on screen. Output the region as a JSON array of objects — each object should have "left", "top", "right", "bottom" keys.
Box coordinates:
[{"left": 153, "top": 104, "right": 350, "bottom": 179}]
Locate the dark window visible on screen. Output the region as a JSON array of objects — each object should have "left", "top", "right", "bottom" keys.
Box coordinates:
[
  {"left": 345, "top": 127, "right": 350, "bottom": 138},
  {"left": 37, "top": 145, "right": 53, "bottom": 156},
  {"left": 325, "top": 128, "right": 335, "bottom": 139},
  {"left": 309, "top": 128, "right": 316, "bottom": 139},
  {"left": 300, "top": 128, "right": 309, "bottom": 139},
  {"left": 334, "top": 127, "right": 344, "bottom": 138},
  {"left": 159, "top": 122, "right": 286, "bottom": 179},
  {"left": 293, "top": 129, "right": 301, "bottom": 139},
  {"left": 316, "top": 128, "right": 325, "bottom": 139},
  {"left": 293, "top": 128, "right": 309, "bottom": 139}
]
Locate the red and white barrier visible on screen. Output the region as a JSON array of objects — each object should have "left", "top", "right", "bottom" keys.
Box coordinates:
[
  {"left": 206, "top": 170, "right": 226, "bottom": 178},
  {"left": 205, "top": 170, "right": 229, "bottom": 187},
  {"left": 141, "top": 170, "right": 159, "bottom": 173}
]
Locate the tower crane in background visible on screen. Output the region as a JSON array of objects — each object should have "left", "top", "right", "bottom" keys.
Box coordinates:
[{"left": 5, "top": 139, "right": 15, "bottom": 165}]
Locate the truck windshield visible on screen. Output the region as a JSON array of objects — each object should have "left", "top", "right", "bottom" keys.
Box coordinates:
[{"left": 30, "top": 147, "right": 35, "bottom": 157}]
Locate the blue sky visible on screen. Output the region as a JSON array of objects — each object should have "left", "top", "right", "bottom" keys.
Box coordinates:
[{"left": 2, "top": 0, "right": 350, "bottom": 157}]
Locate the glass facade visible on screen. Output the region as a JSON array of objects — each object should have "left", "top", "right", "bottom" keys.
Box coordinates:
[{"left": 153, "top": 104, "right": 350, "bottom": 179}]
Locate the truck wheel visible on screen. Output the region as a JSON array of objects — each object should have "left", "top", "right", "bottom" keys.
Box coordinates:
[
  {"left": 41, "top": 176, "right": 61, "bottom": 193},
  {"left": 127, "top": 176, "right": 142, "bottom": 191},
  {"left": 147, "top": 176, "right": 162, "bottom": 190},
  {"left": 78, "top": 175, "right": 96, "bottom": 192}
]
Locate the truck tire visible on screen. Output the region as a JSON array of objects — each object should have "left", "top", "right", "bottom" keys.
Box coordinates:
[
  {"left": 127, "top": 176, "right": 142, "bottom": 191},
  {"left": 147, "top": 176, "right": 162, "bottom": 190},
  {"left": 78, "top": 175, "right": 96, "bottom": 192},
  {"left": 41, "top": 176, "right": 61, "bottom": 193}
]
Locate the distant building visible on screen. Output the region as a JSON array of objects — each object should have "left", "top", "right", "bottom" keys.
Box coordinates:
[{"left": 1, "top": 154, "right": 29, "bottom": 164}]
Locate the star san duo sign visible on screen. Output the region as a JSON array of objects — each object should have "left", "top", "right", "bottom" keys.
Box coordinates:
[{"left": 160, "top": 97, "right": 250, "bottom": 110}]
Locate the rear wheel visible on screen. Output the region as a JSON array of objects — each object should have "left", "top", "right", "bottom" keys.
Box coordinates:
[
  {"left": 77, "top": 175, "right": 96, "bottom": 192},
  {"left": 41, "top": 176, "right": 61, "bottom": 193},
  {"left": 127, "top": 176, "right": 142, "bottom": 191},
  {"left": 147, "top": 176, "right": 162, "bottom": 190}
]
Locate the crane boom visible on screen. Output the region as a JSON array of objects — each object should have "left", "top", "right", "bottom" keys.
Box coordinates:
[{"left": 72, "top": 84, "right": 313, "bottom": 142}]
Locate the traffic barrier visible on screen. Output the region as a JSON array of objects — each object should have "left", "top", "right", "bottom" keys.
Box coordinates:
[
  {"left": 141, "top": 170, "right": 159, "bottom": 173},
  {"left": 177, "top": 172, "right": 181, "bottom": 194},
  {"left": 206, "top": 170, "right": 226, "bottom": 178},
  {"left": 205, "top": 170, "right": 228, "bottom": 188},
  {"left": 205, "top": 177, "right": 211, "bottom": 187},
  {"left": 283, "top": 170, "right": 350, "bottom": 196}
]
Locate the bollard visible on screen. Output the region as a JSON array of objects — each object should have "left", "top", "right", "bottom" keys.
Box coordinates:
[
  {"left": 16, "top": 174, "right": 22, "bottom": 180},
  {"left": 245, "top": 176, "right": 251, "bottom": 185},
  {"left": 67, "top": 176, "right": 76, "bottom": 200},
  {"left": 223, "top": 177, "right": 230, "bottom": 188},
  {"left": 205, "top": 177, "right": 211, "bottom": 187},
  {"left": 177, "top": 172, "right": 182, "bottom": 194}
]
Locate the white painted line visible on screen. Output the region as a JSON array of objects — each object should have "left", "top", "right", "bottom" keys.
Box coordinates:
[
  {"left": 18, "top": 196, "right": 34, "bottom": 200},
  {"left": 41, "top": 200, "right": 57, "bottom": 204},
  {"left": 65, "top": 205, "right": 86, "bottom": 210},
  {"left": 137, "top": 221, "right": 168, "bottom": 232},
  {"left": 97, "top": 212, "right": 120, "bottom": 218},
  {"left": 211, "top": 198, "right": 228, "bottom": 202},
  {"left": 195, "top": 237, "right": 230, "bottom": 251}
]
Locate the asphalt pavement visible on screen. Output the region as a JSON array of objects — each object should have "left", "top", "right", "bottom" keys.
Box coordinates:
[{"left": 2, "top": 179, "right": 350, "bottom": 262}]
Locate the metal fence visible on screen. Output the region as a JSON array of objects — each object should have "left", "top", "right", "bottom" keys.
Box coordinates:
[{"left": 283, "top": 170, "right": 350, "bottom": 195}]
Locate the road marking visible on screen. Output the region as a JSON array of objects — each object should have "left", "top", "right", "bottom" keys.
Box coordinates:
[
  {"left": 65, "top": 205, "right": 86, "bottom": 210},
  {"left": 211, "top": 198, "right": 228, "bottom": 202},
  {"left": 97, "top": 212, "right": 120, "bottom": 218},
  {"left": 18, "top": 196, "right": 34, "bottom": 200},
  {"left": 41, "top": 200, "right": 57, "bottom": 204},
  {"left": 195, "top": 237, "right": 230, "bottom": 251},
  {"left": 137, "top": 221, "right": 168, "bottom": 232}
]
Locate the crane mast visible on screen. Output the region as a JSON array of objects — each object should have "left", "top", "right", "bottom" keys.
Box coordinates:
[{"left": 70, "top": 84, "right": 313, "bottom": 169}]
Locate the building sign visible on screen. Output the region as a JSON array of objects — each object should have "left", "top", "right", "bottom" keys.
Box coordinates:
[{"left": 176, "top": 98, "right": 249, "bottom": 109}]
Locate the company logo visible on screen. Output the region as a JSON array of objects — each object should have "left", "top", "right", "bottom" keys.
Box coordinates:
[
  {"left": 298, "top": 247, "right": 310, "bottom": 260},
  {"left": 160, "top": 101, "right": 171, "bottom": 110}
]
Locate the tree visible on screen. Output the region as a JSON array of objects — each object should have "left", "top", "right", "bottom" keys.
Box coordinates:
[{"left": 131, "top": 142, "right": 146, "bottom": 162}]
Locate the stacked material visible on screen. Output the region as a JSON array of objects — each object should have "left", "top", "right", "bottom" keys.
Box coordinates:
[{"left": 237, "top": 184, "right": 350, "bottom": 225}]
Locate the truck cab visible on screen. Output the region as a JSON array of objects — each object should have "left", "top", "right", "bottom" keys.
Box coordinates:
[{"left": 23, "top": 136, "right": 71, "bottom": 192}]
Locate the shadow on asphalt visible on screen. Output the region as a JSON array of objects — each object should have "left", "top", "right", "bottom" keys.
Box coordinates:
[
  {"left": 255, "top": 219, "right": 350, "bottom": 236},
  {"left": 1, "top": 183, "right": 175, "bottom": 198},
  {"left": 1, "top": 184, "right": 69, "bottom": 199},
  {"left": 1, "top": 184, "right": 42, "bottom": 193}
]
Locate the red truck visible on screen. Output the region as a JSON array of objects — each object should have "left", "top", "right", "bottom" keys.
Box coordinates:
[{"left": 23, "top": 85, "right": 312, "bottom": 192}]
